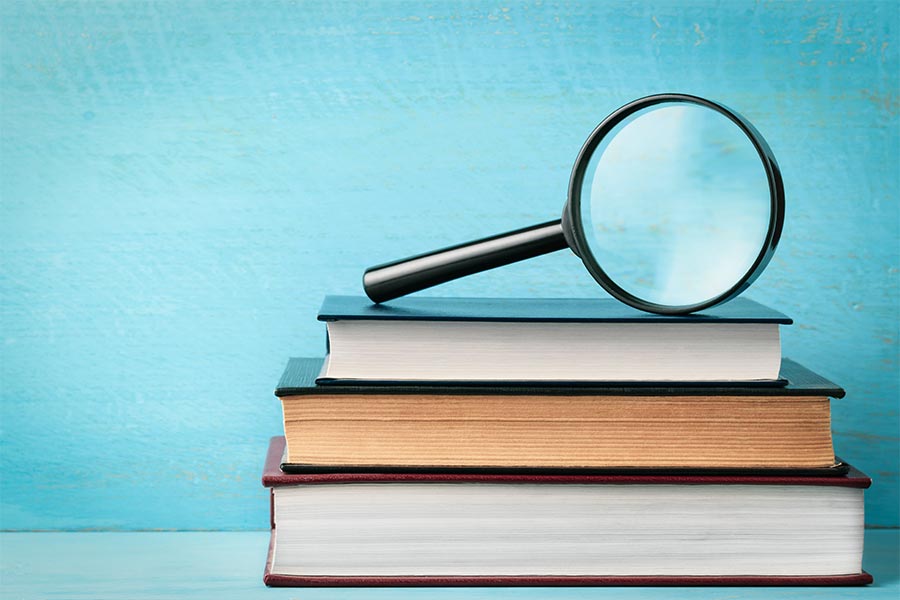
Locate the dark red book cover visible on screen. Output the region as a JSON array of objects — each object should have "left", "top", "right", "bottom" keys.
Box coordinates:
[
  {"left": 262, "top": 436, "right": 870, "bottom": 487},
  {"left": 261, "top": 436, "right": 872, "bottom": 587}
]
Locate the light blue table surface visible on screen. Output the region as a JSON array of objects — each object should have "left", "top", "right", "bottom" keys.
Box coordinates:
[
  {"left": 0, "top": 530, "right": 898, "bottom": 599},
  {"left": 1, "top": 2, "right": 898, "bottom": 596}
]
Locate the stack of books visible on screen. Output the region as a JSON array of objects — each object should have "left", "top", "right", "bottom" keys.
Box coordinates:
[{"left": 262, "top": 295, "right": 872, "bottom": 586}]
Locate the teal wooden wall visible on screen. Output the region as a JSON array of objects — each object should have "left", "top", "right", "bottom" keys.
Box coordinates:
[{"left": 1, "top": 1, "right": 897, "bottom": 530}]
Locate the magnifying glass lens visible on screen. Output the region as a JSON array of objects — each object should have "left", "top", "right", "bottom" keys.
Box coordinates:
[{"left": 579, "top": 103, "right": 773, "bottom": 308}]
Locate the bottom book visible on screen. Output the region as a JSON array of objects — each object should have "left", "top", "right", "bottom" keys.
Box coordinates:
[{"left": 261, "top": 436, "right": 872, "bottom": 587}]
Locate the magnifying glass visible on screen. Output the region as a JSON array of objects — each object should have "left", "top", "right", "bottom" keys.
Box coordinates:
[{"left": 363, "top": 93, "right": 784, "bottom": 315}]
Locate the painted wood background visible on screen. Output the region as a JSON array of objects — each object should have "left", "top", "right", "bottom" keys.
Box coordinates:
[{"left": 1, "top": 0, "right": 897, "bottom": 531}]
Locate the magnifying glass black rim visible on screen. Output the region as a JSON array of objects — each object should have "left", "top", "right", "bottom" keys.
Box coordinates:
[{"left": 565, "top": 93, "right": 785, "bottom": 315}]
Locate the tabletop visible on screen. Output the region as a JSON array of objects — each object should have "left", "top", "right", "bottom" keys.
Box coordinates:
[{"left": 1, "top": 529, "right": 896, "bottom": 600}]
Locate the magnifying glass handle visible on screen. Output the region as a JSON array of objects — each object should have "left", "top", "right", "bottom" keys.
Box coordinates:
[{"left": 364, "top": 220, "right": 567, "bottom": 303}]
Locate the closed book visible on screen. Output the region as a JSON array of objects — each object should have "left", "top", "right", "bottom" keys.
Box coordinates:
[
  {"left": 261, "top": 437, "right": 872, "bottom": 587},
  {"left": 276, "top": 357, "right": 842, "bottom": 471},
  {"left": 316, "top": 295, "right": 791, "bottom": 383}
]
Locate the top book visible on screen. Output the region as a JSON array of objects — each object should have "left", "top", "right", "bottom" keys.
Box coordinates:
[{"left": 317, "top": 296, "right": 792, "bottom": 384}]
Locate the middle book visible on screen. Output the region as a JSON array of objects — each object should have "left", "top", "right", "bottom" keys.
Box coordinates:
[{"left": 276, "top": 356, "right": 844, "bottom": 473}]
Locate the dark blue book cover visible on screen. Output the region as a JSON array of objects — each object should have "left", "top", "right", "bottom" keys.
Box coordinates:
[
  {"left": 318, "top": 296, "right": 792, "bottom": 324},
  {"left": 277, "top": 357, "right": 842, "bottom": 398}
]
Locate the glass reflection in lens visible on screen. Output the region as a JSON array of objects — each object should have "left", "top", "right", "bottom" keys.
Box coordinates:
[{"left": 580, "top": 103, "right": 772, "bottom": 307}]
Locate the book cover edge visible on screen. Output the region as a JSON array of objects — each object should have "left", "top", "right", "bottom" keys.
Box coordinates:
[
  {"left": 261, "top": 437, "right": 872, "bottom": 488},
  {"left": 317, "top": 295, "right": 794, "bottom": 324},
  {"left": 275, "top": 357, "right": 846, "bottom": 398}
]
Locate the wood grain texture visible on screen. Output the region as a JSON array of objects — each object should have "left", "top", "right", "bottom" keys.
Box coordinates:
[
  {"left": 1, "top": 1, "right": 897, "bottom": 530},
  {"left": 0, "top": 530, "right": 897, "bottom": 599}
]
